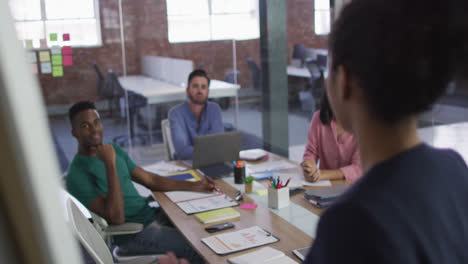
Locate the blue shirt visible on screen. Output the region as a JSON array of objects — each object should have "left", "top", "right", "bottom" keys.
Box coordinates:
[{"left": 168, "top": 101, "right": 224, "bottom": 160}]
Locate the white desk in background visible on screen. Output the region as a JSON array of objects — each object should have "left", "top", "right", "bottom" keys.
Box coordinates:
[{"left": 118, "top": 75, "right": 241, "bottom": 144}]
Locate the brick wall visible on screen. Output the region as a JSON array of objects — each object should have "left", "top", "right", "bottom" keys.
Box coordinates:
[{"left": 39, "top": 0, "right": 326, "bottom": 106}]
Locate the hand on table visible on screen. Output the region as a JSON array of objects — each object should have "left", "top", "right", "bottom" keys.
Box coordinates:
[
  {"left": 301, "top": 159, "right": 321, "bottom": 182},
  {"left": 193, "top": 175, "right": 217, "bottom": 193}
]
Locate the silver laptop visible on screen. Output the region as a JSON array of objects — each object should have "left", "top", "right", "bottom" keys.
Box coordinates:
[{"left": 188, "top": 131, "right": 242, "bottom": 178}]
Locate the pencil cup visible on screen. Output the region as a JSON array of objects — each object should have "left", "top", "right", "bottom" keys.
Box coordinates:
[
  {"left": 268, "top": 187, "right": 290, "bottom": 209},
  {"left": 234, "top": 166, "right": 245, "bottom": 184}
]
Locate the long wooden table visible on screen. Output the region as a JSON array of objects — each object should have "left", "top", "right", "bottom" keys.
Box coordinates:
[
  {"left": 153, "top": 154, "right": 347, "bottom": 263},
  {"left": 153, "top": 179, "right": 312, "bottom": 263}
]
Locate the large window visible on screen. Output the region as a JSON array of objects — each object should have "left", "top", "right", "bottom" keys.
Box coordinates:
[
  {"left": 166, "top": 0, "right": 259, "bottom": 43},
  {"left": 314, "top": 0, "right": 330, "bottom": 35},
  {"left": 8, "top": 0, "right": 102, "bottom": 48}
]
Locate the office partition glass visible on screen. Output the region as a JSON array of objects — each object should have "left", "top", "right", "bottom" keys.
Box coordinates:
[{"left": 7, "top": 0, "right": 134, "bottom": 174}]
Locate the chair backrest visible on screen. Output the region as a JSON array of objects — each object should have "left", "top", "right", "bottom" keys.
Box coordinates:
[
  {"left": 161, "top": 119, "right": 176, "bottom": 160},
  {"left": 67, "top": 199, "right": 114, "bottom": 264},
  {"left": 93, "top": 62, "right": 114, "bottom": 99},
  {"left": 223, "top": 70, "right": 240, "bottom": 84},
  {"left": 292, "top": 44, "right": 307, "bottom": 61},
  {"left": 246, "top": 57, "right": 261, "bottom": 90}
]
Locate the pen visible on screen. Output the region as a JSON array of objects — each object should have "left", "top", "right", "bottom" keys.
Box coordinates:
[{"left": 284, "top": 178, "right": 291, "bottom": 187}]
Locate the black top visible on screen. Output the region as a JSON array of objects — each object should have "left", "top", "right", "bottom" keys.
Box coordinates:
[{"left": 304, "top": 144, "right": 468, "bottom": 264}]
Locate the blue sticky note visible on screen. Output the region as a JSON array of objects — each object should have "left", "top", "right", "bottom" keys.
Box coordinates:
[{"left": 168, "top": 173, "right": 194, "bottom": 181}]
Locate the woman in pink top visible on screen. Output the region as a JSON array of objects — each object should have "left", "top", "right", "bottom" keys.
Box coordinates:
[{"left": 302, "top": 94, "right": 362, "bottom": 183}]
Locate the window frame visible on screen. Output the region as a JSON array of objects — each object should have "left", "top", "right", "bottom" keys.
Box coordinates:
[
  {"left": 314, "top": 0, "right": 331, "bottom": 35},
  {"left": 166, "top": 0, "right": 260, "bottom": 43},
  {"left": 11, "top": 0, "right": 103, "bottom": 49}
]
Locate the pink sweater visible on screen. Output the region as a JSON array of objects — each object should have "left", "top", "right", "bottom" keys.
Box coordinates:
[{"left": 303, "top": 111, "right": 362, "bottom": 183}]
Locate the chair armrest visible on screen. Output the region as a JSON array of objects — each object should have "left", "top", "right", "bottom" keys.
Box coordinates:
[{"left": 104, "top": 222, "right": 144, "bottom": 236}]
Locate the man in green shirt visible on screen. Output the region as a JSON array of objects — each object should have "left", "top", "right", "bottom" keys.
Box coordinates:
[{"left": 66, "top": 101, "right": 214, "bottom": 263}]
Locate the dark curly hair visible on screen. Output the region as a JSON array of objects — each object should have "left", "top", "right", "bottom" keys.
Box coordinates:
[
  {"left": 68, "top": 101, "right": 97, "bottom": 127},
  {"left": 329, "top": 0, "right": 456, "bottom": 123}
]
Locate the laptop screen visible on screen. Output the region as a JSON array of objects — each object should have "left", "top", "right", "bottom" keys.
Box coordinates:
[{"left": 192, "top": 131, "right": 242, "bottom": 168}]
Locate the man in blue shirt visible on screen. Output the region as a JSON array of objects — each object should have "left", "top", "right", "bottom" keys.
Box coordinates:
[{"left": 168, "top": 69, "right": 224, "bottom": 160}]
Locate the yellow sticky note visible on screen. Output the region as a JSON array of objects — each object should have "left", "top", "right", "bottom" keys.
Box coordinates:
[
  {"left": 52, "top": 66, "right": 63, "bottom": 77},
  {"left": 256, "top": 189, "right": 268, "bottom": 196},
  {"left": 39, "top": 51, "right": 50, "bottom": 62},
  {"left": 25, "top": 39, "right": 33, "bottom": 49}
]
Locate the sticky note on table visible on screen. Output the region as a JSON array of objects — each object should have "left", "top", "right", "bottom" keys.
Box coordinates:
[
  {"left": 240, "top": 203, "right": 257, "bottom": 210},
  {"left": 39, "top": 51, "right": 50, "bottom": 62},
  {"left": 52, "top": 65, "right": 63, "bottom": 77},
  {"left": 25, "top": 39, "right": 33, "bottom": 49},
  {"left": 27, "top": 52, "right": 37, "bottom": 63},
  {"left": 63, "top": 33, "right": 70, "bottom": 41},
  {"left": 41, "top": 62, "right": 52, "bottom": 74},
  {"left": 63, "top": 55, "right": 73, "bottom": 66},
  {"left": 52, "top": 54, "right": 62, "bottom": 65},
  {"left": 256, "top": 189, "right": 268, "bottom": 196},
  {"left": 51, "top": 45, "right": 61, "bottom": 55},
  {"left": 62, "top": 46, "right": 72, "bottom": 55},
  {"left": 50, "top": 33, "right": 57, "bottom": 41}
]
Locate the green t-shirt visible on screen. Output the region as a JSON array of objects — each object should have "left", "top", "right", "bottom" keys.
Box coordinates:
[{"left": 66, "top": 143, "right": 155, "bottom": 227}]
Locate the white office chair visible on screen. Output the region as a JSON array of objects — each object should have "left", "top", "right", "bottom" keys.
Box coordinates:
[
  {"left": 66, "top": 199, "right": 160, "bottom": 264},
  {"left": 161, "top": 119, "right": 176, "bottom": 160}
]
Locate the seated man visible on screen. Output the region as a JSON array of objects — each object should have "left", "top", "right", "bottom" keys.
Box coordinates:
[
  {"left": 66, "top": 101, "right": 214, "bottom": 263},
  {"left": 168, "top": 69, "right": 224, "bottom": 160}
]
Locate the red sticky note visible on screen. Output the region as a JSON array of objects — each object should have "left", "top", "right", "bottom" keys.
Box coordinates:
[
  {"left": 62, "top": 46, "right": 72, "bottom": 55},
  {"left": 240, "top": 203, "right": 257, "bottom": 210},
  {"left": 63, "top": 33, "right": 70, "bottom": 41},
  {"left": 63, "top": 55, "right": 73, "bottom": 66}
]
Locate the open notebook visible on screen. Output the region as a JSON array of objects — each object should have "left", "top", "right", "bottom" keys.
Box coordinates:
[{"left": 228, "top": 247, "right": 298, "bottom": 264}]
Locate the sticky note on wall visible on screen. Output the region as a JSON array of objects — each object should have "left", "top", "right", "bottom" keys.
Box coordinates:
[
  {"left": 51, "top": 54, "right": 62, "bottom": 65},
  {"left": 63, "top": 33, "right": 70, "bottom": 41},
  {"left": 62, "top": 46, "right": 72, "bottom": 55},
  {"left": 25, "top": 39, "right": 33, "bottom": 49},
  {"left": 50, "top": 33, "right": 57, "bottom": 41},
  {"left": 52, "top": 66, "right": 63, "bottom": 77},
  {"left": 51, "top": 45, "right": 61, "bottom": 55},
  {"left": 41, "top": 62, "right": 52, "bottom": 74},
  {"left": 27, "top": 52, "right": 37, "bottom": 63},
  {"left": 39, "top": 51, "right": 50, "bottom": 62},
  {"left": 63, "top": 55, "right": 73, "bottom": 66}
]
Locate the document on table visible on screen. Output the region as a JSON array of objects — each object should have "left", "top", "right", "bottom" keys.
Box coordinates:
[
  {"left": 165, "top": 191, "right": 221, "bottom": 203},
  {"left": 142, "top": 161, "right": 186, "bottom": 175},
  {"left": 202, "top": 226, "right": 279, "bottom": 255},
  {"left": 177, "top": 194, "right": 238, "bottom": 214},
  {"left": 246, "top": 160, "right": 298, "bottom": 174}
]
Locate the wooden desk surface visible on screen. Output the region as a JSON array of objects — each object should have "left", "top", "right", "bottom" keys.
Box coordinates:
[{"left": 153, "top": 179, "right": 312, "bottom": 263}]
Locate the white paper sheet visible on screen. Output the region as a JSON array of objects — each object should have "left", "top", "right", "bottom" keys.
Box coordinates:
[
  {"left": 246, "top": 160, "right": 298, "bottom": 174},
  {"left": 143, "top": 161, "right": 186, "bottom": 175},
  {"left": 177, "top": 194, "right": 238, "bottom": 214},
  {"left": 165, "top": 191, "right": 220, "bottom": 203},
  {"left": 202, "top": 226, "right": 279, "bottom": 255}
]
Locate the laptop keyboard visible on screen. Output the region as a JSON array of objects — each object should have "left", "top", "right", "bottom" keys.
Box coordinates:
[{"left": 199, "top": 163, "right": 233, "bottom": 179}]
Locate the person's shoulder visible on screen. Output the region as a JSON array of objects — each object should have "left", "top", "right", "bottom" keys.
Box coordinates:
[
  {"left": 311, "top": 111, "right": 321, "bottom": 123},
  {"left": 168, "top": 102, "right": 187, "bottom": 117},
  {"left": 207, "top": 101, "right": 222, "bottom": 112}
]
